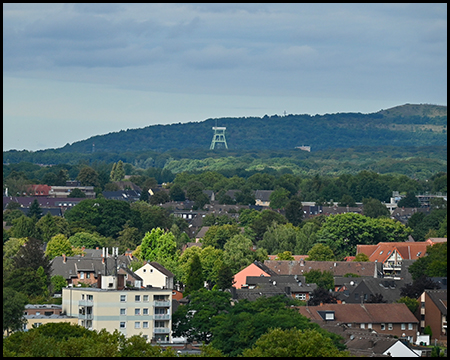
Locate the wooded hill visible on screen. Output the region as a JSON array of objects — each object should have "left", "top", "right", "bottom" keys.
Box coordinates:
[{"left": 6, "top": 104, "right": 446, "bottom": 156}]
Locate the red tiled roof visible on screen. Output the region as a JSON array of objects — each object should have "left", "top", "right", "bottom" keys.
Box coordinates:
[
  {"left": 357, "top": 242, "right": 431, "bottom": 262},
  {"left": 297, "top": 303, "right": 418, "bottom": 324}
]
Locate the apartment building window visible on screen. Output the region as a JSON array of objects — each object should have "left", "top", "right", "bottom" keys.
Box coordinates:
[
  {"left": 81, "top": 294, "right": 85, "bottom": 300},
  {"left": 120, "top": 308, "right": 126, "bottom": 315},
  {"left": 155, "top": 321, "right": 165, "bottom": 328},
  {"left": 135, "top": 322, "right": 140, "bottom": 329},
  {"left": 143, "top": 295, "right": 149, "bottom": 302},
  {"left": 135, "top": 308, "right": 140, "bottom": 315},
  {"left": 120, "top": 295, "right": 126, "bottom": 302},
  {"left": 135, "top": 295, "right": 141, "bottom": 302},
  {"left": 87, "top": 295, "right": 93, "bottom": 301},
  {"left": 143, "top": 321, "right": 149, "bottom": 329},
  {"left": 408, "top": 323, "right": 413, "bottom": 330},
  {"left": 388, "top": 323, "right": 393, "bottom": 330},
  {"left": 143, "top": 308, "right": 149, "bottom": 315},
  {"left": 381, "top": 323, "right": 385, "bottom": 330},
  {"left": 120, "top": 322, "right": 126, "bottom": 329},
  {"left": 401, "top": 323, "right": 406, "bottom": 330}
]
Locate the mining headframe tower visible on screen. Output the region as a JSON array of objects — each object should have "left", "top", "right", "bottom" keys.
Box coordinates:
[{"left": 210, "top": 121, "right": 228, "bottom": 149}]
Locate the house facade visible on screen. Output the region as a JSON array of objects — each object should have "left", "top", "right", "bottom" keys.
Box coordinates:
[
  {"left": 134, "top": 262, "right": 174, "bottom": 289},
  {"left": 297, "top": 303, "right": 419, "bottom": 343},
  {"left": 233, "top": 261, "right": 277, "bottom": 289},
  {"left": 416, "top": 289, "right": 447, "bottom": 343},
  {"left": 62, "top": 279, "right": 173, "bottom": 343}
]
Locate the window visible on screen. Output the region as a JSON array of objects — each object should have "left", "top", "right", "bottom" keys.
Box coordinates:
[
  {"left": 388, "top": 323, "right": 393, "bottom": 330},
  {"left": 120, "top": 295, "right": 126, "bottom": 302},
  {"left": 36, "top": 312, "right": 40, "bottom": 316},
  {"left": 408, "top": 323, "right": 413, "bottom": 330},
  {"left": 120, "top": 322, "right": 126, "bottom": 329},
  {"left": 135, "top": 308, "right": 140, "bottom": 315},
  {"left": 143, "top": 269, "right": 146, "bottom": 273},
  {"left": 81, "top": 294, "right": 85, "bottom": 300},
  {"left": 86, "top": 272, "right": 90, "bottom": 279},
  {"left": 135, "top": 295, "right": 141, "bottom": 302},
  {"left": 368, "top": 323, "right": 372, "bottom": 329},
  {"left": 360, "top": 323, "right": 365, "bottom": 329},
  {"left": 155, "top": 321, "right": 165, "bottom": 328},
  {"left": 381, "top": 323, "right": 385, "bottom": 330},
  {"left": 80, "top": 272, "right": 85, "bottom": 279},
  {"left": 143, "top": 321, "right": 149, "bottom": 329},
  {"left": 143, "top": 295, "right": 149, "bottom": 302},
  {"left": 295, "top": 293, "right": 307, "bottom": 301},
  {"left": 120, "top": 308, "right": 126, "bottom": 315},
  {"left": 143, "top": 308, "right": 149, "bottom": 315},
  {"left": 354, "top": 293, "right": 359, "bottom": 300},
  {"left": 135, "top": 322, "right": 140, "bottom": 329},
  {"left": 401, "top": 323, "right": 406, "bottom": 330},
  {"left": 87, "top": 295, "right": 93, "bottom": 301}
]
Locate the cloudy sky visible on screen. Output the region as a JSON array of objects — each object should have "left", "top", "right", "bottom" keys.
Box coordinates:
[{"left": 3, "top": 3, "right": 447, "bottom": 151}]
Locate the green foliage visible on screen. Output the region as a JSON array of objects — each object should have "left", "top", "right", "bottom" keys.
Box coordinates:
[
  {"left": 396, "top": 296, "right": 420, "bottom": 314},
  {"left": 353, "top": 253, "right": 370, "bottom": 262},
  {"left": 69, "top": 188, "right": 86, "bottom": 198},
  {"left": 284, "top": 195, "right": 303, "bottom": 226},
  {"left": 45, "top": 234, "right": 75, "bottom": 260},
  {"left": 424, "top": 325, "right": 433, "bottom": 338},
  {"left": 397, "top": 191, "right": 420, "bottom": 208},
  {"left": 139, "top": 228, "right": 178, "bottom": 265},
  {"left": 184, "top": 253, "right": 204, "bottom": 296},
  {"left": 11, "top": 215, "right": 36, "bottom": 238},
  {"left": 408, "top": 242, "right": 447, "bottom": 280},
  {"left": 363, "top": 197, "right": 390, "bottom": 218},
  {"left": 69, "top": 231, "right": 103, "bottom": 249},
  {"left": 27, "top": 199, "right": 43, "bottom": 220},
  {"left": 249, "top": 209, "right": 287, "bottom": 241},
  {"left": 269, "top": 187, "right": 291, "bottom": 210},
  {"left": 276, "top": 251, "right": 295, "bottom": 260},
  {"left": 77, "top": 166, "right": 100, "bottom": 187},
  {"left": 222, "top": 234, "right": 255, "bottom": 274},
  {"left": 202, "top": 224, "right": 242, "bottom": 249},
  {"left": 241, "top": 327, "right": 349, "bottom": 357},
  {"left": 50, "top": 275, "right": 67, "bottom": 294},
  {"left": 258, "top": 223, "right": 298, "bottom": 255},
  {"left": 304, "top": 269, "right": 334, "bottom": 290},
  {"left": 3, "top": 287, "right": 28, "bottom": 336},
  {"left": 306, "top": 243, "right": 335, "bottom": 261}
]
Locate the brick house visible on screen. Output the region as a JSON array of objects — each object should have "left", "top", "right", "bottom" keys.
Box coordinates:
[
  {"left": 297, "top": 303, "right": 419, "bottom": 343},
  {"left": 416, "top": 289, "right": 447, "bottom": 344}
]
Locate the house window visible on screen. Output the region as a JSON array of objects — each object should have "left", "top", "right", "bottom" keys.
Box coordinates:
[
  {"left": 120, "top": 308, "right": 126, "bottom": 315},
  {"left": 360, "top": 323, "right": 365, "bottom": 329},
  {"left": 120, "top": 322, "right": 126, "bottom": 329},
  {"left": 143, "top": 269, "right": 146, "bottom": 273},
  {"left": 143, "top": 295, "right": 149, "bottom": 302},
  {"left": 135, "top": 295, "right": 141, "bottom": 302},
  {"left": 408, "top": 323, "right": 413, "bottom": 330},
  {"left": 135, "top": 308, "right": 140, "bottom": 315},
  {"left": 354, "top": 293, "right": 359, "bottom": 300},
  {"left": 86, "top": 272, "right": 90, "bottom": 279},
  {"left": 120, "top": 295, "right": 126, "bottom": 302},
  {"left": 143, "top": 321, "right": 149, "bottom": 329},
  {"left": 401, "top": 323, "right": 406, "bottom": 330},
  {"left": 36, "top": 312, "right": 40, "bottom": 316},
  {"left": 368, "top": 323, "right": 372, "bottom": 329},
  {"left": 388, "top": 323, "right": 393, "bottom": 330},
  {"left": 295, "top": 293, "right": 307, "bottom": 301},
  {"left": 143, "top": 308, "right": 149, "bottom": 315},
  {"left": 80, "top": 272, "right": 84, "bottom": 279},
  {"left": 135, "top": 322, "right": 140, "bottom": 329},
  {"left": 381, "top": 323, "right": 385, "bottom": 330}
]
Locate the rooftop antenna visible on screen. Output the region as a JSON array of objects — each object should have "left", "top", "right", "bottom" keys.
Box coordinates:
[{"left": 210, "top": 119, "right": 228, "bottom": 149}]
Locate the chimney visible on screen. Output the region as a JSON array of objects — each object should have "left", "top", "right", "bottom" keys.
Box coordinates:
[
  {"left": 62, "top": 254, "right": 66, "bottom": 263},
  {"left": 102, "top": 247, "right": 105, "bottom": 264}
]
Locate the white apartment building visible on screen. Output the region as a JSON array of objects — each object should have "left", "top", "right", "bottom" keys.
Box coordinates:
[{"left": 62, "top": 275, "right": 172, "bottom": 343}]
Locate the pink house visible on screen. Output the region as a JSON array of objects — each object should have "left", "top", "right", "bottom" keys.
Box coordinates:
[{"left": 233, "top": 261, "right": 277, "bottom": 289}]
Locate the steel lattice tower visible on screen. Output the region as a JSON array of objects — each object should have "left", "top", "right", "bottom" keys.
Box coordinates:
[{"left": 210, "top": 126, "right": 228, "bottom": 149}]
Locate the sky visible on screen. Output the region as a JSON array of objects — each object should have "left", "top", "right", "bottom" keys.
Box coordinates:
[{"left": 3, "top": 3, "right": 447, "bottom": 152}]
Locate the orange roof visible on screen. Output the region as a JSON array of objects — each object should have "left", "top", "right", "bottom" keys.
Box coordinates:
[
  {"left": 426, "top": 238, "right": 447, "bottom": 245},
  {"left": 357, "top": 242, "right": 431, "bottom": 262}
]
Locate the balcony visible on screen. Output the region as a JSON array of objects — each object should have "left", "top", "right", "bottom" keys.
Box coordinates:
[
  {"left": 154, "top": 327, "right": 170, "bottom": 334},
  {"left": 78, "top": 300, "right": 93, "bottom": 307},
  {"left": 154, "top": 314, "right": 171, "bottom": 320},
  {"left": 154, "top": 300, "right": 170, "bottom": 307}
]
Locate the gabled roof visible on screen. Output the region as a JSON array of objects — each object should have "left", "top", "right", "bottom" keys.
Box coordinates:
[
  {"left": 424, "top": 289, "right": 447, "bottom": 315},
  {"left": 297, "top": 303, "right": 418, "bottom": 324},
  {"left": 195, "top": 226, "right": 210, "bottom": 239},
  {"left": 254, "top": 190, "right": 273, "bottom": 202},
  {"left": 245, "top": 275, "right": 317, "bottom": 293},
  {"left": 264, "top": 260, "right": 379, "bottom": 277},
  {"left": 267, "top": 255, "right": 308, "bottom": 261},
  {"left": 357, "top": 242, "right": 431, "bottom": 262},
  {"left": 148, "top": 262, "right": 174, "bottom": 278}
]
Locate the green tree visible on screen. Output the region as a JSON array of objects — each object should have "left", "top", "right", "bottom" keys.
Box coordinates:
[
  {"left": 3, "top": 208, "right": 24, "bottom": 226},
  {"left": 397, "top": 192, "right": 420, "bottom": 208},
  {"left": 51, "top": 275, "right": 68, "bottom": 294},
  {"left": 308, "top": 287, "right": 338, "bottom": 305},
  {"left": 338, "top": 194, "right": 356, "bottom": 207},
  {"left": 215, "top": 261, "right": 235, "bottom": 290},
  {"left": 294, "top": 221, "right": 319, "bottom": 255},
  {"left": 353, "top": 253, "right": 370, "bottom": 262},
  {"left": 306, "top": 243, "right": 335, "bottom": 261},
  {"left": 202, "top": 224, "right": 242, "bottom": 250},
  {"left": 169, "top": 183, "right": 186, "bottom": 201},
  {"left": 45, "top": 234, "right": 75, "bottom": 260},
  {"left": 35, "top": 213, "right": 70, "bottom": 243},
  {"left": 77, "top": 166, "right": 100, "bottom": 187},
  {"left": 276, "top": 251, "right": 295, "bottom": 260},
  {"left": 242, "top": 327, "right": 349, "bottom": 357},
  {"left": 258, "top": 222, "right": 298, "bottom": 255},
  {"left": 68, "top": 231, "right": 103, "bottom": 249},
  {"left": 27, "top": 199, "right": 43, "bottom": 220},
  {"left": 363, "top": 197, "right": 390, "bottom": 218},
  {"left": 408, "top": 242, "right": 447, "bottom": 280},
  {"left": 184, "top": 253, "right": 204, "bottom": 296},
  {"left": 172, "top": 288, "right": 232, "bottom": 343},
  {"left": 13, "top": 237, "right": 51, "bottom": 280},
  {"left": 223, "top": 234, "right": 255, "bottom": 274},
  {"left": 250, "top": 209, "right": 287, "bottom": 241},
  {"left": 3, "top": 287, "right": 28, "bottom": 336},
  {"left": 69, "top": 188, "right": 86, "bottom": 198},
  {"left": 139, "top": 228, "right": 177, "bottom": 263},
  {"left": 284, "top": 195, "right": 303, "bottom": 226},
  {"left": 396, "top": 296, "right": 419, "bottom": 314},
  {"left": 304, "top": 269, "right": 334, "bottom": 290},
  {"left": 269, "top": 187, "right": 290, "bottom": 210}
]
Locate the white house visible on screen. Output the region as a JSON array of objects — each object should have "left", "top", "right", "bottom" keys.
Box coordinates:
[{"left": 134, "top": 262, "right": 174, "bottom": 290}]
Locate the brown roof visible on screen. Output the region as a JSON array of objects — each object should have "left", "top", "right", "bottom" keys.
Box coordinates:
[
  {"left": 267, "top": 255, "right": 308, "bottom": 261},
  {"left": 297, "top": 303, "right": 418, "bottom": 324},
  {"left": 264, "top": 260, "right": 378, "bottom": 277}
]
